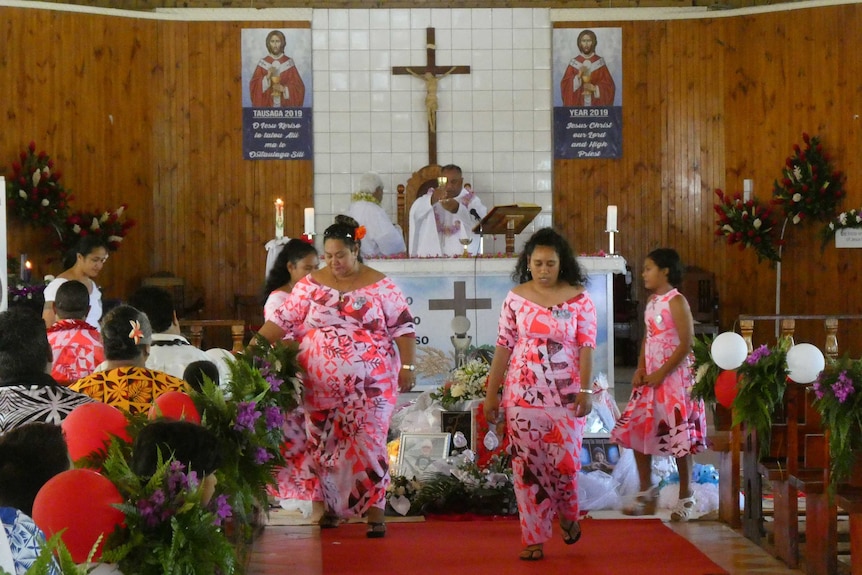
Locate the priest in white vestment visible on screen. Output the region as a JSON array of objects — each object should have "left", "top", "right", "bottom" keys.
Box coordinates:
[
  {"left": 408, "top": 164, "right": 488, "bottom": 257},
  {"left": 347, "top": 172, "right": 407, "bottom": 259}
]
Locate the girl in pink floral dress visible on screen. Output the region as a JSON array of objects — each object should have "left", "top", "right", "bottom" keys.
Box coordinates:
[
  {"left": 257, "top": 215, "right": 416, "bottom": 539},
  {"left": 611, "top": 248, "right": 708, "bottom": 521},
  {"left": 262, "top": 239, "right": 320, "bottom": 507},
  {"left": 484, "top": 228, "right": 595, "bottom": 561}
]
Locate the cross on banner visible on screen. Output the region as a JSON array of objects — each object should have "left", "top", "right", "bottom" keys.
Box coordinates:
[
  {"left": 428, "top": 281, "right": 492, "bottom": 318},
  {"left": 392, "top": 27, "right": 470, "bottom": 166}
]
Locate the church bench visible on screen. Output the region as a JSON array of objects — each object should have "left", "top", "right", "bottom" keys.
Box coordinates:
[
  {"left": 788, "top": 432, "right": 837, "bottom": 575},
  {"left": 835, "top": 486, "right": 862, "bottom": 575},
  {"left": 708, "top": 422, "right": 742, "bottom": 527}
]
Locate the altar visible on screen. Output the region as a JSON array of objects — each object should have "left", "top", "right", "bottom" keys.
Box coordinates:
[{"left": 370, "top": 256, "right": 627, "bottom": 391}]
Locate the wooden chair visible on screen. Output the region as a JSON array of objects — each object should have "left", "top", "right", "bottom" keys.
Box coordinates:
[
  {"left": 680, "top": 265, "right": 719, "bottom": 336},
  {"left": 234, "top": 293, "right": 264, "bottom": 345}
]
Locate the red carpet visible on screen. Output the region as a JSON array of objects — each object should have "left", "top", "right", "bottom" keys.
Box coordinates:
[{"left": 321, "top": 518, "right": 729, "bottom": 575}]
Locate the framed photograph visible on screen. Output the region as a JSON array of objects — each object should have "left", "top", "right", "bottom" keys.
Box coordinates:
[
  {"left": 397, "top": 433, "right": 451, "bottom": 479},
  {"left": 440, "top": 410, "right": 475, "bottom": 454},
  {"left": 580, "top": 437, "right": 620, "bottom": 474}
]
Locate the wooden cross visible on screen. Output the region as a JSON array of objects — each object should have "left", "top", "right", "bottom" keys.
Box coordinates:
[
  {"left": 428, "top": 281, "right": 492, "bottom": 318},
  {"left": 392, "top": 27, "right": 471, "bottom": 166}
]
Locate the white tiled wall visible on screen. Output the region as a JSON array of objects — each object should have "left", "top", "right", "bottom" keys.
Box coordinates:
[{"left": 311, "top": 8, "right": 553, "bottom": 253}]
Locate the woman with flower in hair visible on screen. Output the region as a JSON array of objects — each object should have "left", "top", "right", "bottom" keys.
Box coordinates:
[
  {"left": 256, "top": 214, "right": 416, "bottom": 539},
  {"left": 70, "top": 305, "right": 189, "bottom": 414}
]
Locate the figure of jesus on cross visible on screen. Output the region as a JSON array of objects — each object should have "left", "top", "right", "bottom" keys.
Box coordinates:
[{"left": 392, "top": 28, "right": 470, "bottom": 166}]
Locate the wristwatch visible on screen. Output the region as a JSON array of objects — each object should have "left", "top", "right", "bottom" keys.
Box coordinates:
[{"left": 401, "top": 364, "right": 416, "bottom": 371}]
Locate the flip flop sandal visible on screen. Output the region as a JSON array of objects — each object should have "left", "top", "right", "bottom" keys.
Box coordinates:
[
  {"left": 518, "top": 546, "right": 544, "bottom": 561},
  {"left": 366, "top": 522, "right": 387, "bottom": 538}
]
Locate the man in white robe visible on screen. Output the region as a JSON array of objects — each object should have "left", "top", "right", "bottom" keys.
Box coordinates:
[
  {"left": 409, "top": 165, "right": 488, "bottom": 257},
  {"left": 347, "top": 172, "right": 407, "bottom": 259}
]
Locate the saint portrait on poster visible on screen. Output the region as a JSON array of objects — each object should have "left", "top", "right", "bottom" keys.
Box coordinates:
[
  {"left": 552, "top": 27, "right": 623, "bottom": 159},
  {"left": 241, "top": 27, "right": 313, "bottom": 160}
]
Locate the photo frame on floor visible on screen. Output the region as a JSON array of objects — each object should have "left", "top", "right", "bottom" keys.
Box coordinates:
[
  {"left": 580, "top": 437, "right": 620, "bottom": 474},
  {"left": 440, "top": 410, "right": 475, "bottom": 454},
  {"left": 397, "top": 432, "right": 451, "bottom": 479}
]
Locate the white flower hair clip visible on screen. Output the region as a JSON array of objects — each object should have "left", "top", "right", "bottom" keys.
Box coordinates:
[{"left": 128, "top": 319, "right": 144, "bottom": 345}]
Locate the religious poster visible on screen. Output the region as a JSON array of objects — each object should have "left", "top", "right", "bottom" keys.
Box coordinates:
[
  {"left": 241, "top": 27, "right": 313, "bottom": 161},
  {"left": 552, "top": 27, "right": 623, "bottom": 159}
]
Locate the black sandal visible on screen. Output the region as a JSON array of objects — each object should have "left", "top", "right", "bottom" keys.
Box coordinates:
[
  {"left": 518, "top": 545, "right": 544, "bottom": 561},
  {"left": 560, "top": 519, "right": 581, "bottom": 545},
  {"left": 366, "top": 521, "right": 387, "bottom": 538}
]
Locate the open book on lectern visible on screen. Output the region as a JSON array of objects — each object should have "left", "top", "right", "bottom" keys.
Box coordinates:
[{"left": 472, "top": 203, "right": 542, "bottom": 235}]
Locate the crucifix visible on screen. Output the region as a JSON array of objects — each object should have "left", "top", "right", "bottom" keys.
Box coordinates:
[
  {"left": 428, "top": 281, "right": 492, "bottom": 317},
  {"left": 392, "top": 27, "right": 470, "bottom": 166}
]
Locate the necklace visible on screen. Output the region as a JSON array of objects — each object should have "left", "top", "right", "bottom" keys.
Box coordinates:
[{"left": 333, "top": 265, "right": 361, "bottom": 302}]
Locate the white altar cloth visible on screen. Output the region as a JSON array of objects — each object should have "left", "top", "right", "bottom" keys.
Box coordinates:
[{"left": 370, "top": 256, "right": 626, "bottom": 390}]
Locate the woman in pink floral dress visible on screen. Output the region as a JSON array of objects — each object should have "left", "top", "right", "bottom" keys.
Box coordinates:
[
  {"left": 484, "top": 228, "right": 595, "bottom": 561},
  {"left": 257, "top": 215, "right": 416, "bottom": 538},
  {"left": 261, "top": 239, "right": 320, "bottom": 507},
  {"left": 611, "top": 248, "right": 708, "bottom": 522}
]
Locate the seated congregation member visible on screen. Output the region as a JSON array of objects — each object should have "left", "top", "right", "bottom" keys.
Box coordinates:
[
  {"left": 71, "top": 305, "right": 189, "bottom": 414},
  {"left": 347, "top": 172, "right": 407, "bottom": 259},
  {"left": 127, "top": 286, "right": 210, "bottom": 379},
  {"left": 262, "top": 238, "right": 319, "bottom": 320},
  {"left": 46, "top": 280, "right": 105, "bottom": 385},
  {"left": 182, "top": 360, "right": 220, "bottom": 393},
  {"left": 42, "top": 236, "right": 110, "bottom": 330},
  {"left": 131, "top": 420, "right": 222, "bottom": 506},
  {"left": 0, "top": 506, "right": 60, "bottom": 575},
  {"left": 0, "top": 308, "right": 94, "bottom": 433},
  {"left": 0, "top": 423, "right": 71, "bottom": 516},
  {"left": 408, "top": 164, "right": 488, "bottom": 257}
]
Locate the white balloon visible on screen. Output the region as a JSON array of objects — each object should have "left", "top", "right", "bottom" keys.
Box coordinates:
[
  {"left": 710, "top": 332, "right": 748, "bottom": 371},
  {"left": 786, "top": 343, "right": 825, "bottom": 383}
]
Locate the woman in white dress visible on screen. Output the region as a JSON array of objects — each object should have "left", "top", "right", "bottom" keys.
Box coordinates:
[{"left": 42, "top": 237, "right": 110, "bottom": 330}]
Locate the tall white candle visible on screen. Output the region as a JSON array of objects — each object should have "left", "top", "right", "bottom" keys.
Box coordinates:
[
  {"left": 274, "top": 199, "right": 284, "bottom": 239},
  {"left": 743, "top": 179, "right": 753, "bottom": 202},
  {"left": 304, "top": 207, "right": 315, "bottom": 236},
  {"left": 606, "top": 205, "right": 618, "bottom": 231}
]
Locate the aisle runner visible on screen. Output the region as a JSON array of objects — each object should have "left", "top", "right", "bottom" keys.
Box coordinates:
[{"left": 321, "top": 518, "right": 728, "bottom": 575}]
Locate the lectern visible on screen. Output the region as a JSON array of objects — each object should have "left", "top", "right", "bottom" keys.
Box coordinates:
[{"left": 472, "top": 204, "right": 541, "bottom": 255}]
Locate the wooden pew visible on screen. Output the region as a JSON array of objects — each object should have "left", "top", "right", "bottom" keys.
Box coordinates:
[{"left": 179, "top": 319, "right": 246, "bottom": 353}]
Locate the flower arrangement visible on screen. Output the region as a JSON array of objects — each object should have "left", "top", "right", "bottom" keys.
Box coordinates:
[
  {"left": 192, "top": 338, "right": 301, "bottom": 533},
  {"left": 3, "top": 141, "right": 72, "bottom": 228},
  {"left": 772, "top": 133, "right": 845, "bottom": 225},
  {"left": 733, "top": 340, "right": 790, "bottom": 456},
  {"left": 413, "top": 453, "right": 516, "bottom": 516},
  {"left": 690, "top": 334, "right": 720, "bottom": 404},
  {"left": 385, "top": 474, "right": 424, "bottom": 516},
  {"left": 430, "top": 358, "right": 490, "bottom": 410},
  {"left": 100, "top": 442, "right": 237, "bottom": 575},
  {"left": 820, "top": 208, "right": 862, "bottom": 250},
  {"left": 58, "top": 205, "right": 135, "bottom": 254},
  {"left": 813, "top": 356, "right": 862, "bottom": 484},
  {"left": 713, "top": 189, "right": 782, "bottom": 264}
]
